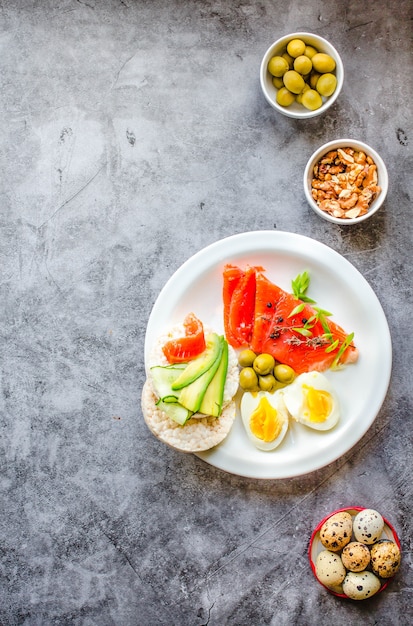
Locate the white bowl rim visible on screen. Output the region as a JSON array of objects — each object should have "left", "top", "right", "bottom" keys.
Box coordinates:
[
  {"left": 260, "top": 31, "right": 344, "bottom": 119},
  {"left": 303, "top": 138, "right": 389, "bottom": 225}
]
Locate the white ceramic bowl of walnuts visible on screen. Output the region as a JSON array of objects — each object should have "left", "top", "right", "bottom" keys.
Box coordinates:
[{"left": 304, "top": 139, "right": 389, "bottom": 224}]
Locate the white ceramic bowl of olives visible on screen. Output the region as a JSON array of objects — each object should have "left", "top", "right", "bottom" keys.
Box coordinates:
[{"left": 260, "top": 32, "right": 344, "bottom": 119}]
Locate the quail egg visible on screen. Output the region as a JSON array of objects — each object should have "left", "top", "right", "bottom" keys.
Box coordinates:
[
  {"left": 341, "top": 541, "right": 371, "bottom": 572},
  {"left": 315, "top": 550, "right": 346, "bottom": 588},
  {"left": 370, "top": 539, "right": 401, "bottom": 578},
  {"left": 353, "top": 508, "right": 384, "bottom": 544},
  {"left": 282, "top": 371, "right": 340, "bottom": 430},
  {"left": 342, "top": 571, "right": 381, "bottom": 600},
  {"left": 240, "top": 390, "right": 289, "bottom": 451},
  {"left": 319, "top": 511, "right": 353, "bottom": 552}
]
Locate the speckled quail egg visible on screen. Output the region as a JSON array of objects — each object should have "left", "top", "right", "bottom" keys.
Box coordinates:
[
  {"left": 342, "top": 570, "right": 381, "bottom": 600},
  {"left": 319, "top": 511, "right": 353, "bottom": 552},
  {"left": 282, "top": 371, "right": 340, "bottom": 430},
  {"left": 370, "top": 539, "right": 401, "bottom": 578},
  {"left": 353, "top": 509, "right": 384, "bottom": 544},
  {"left": 315, "top": 550, "right": 346, "bottom": 588},
  {"left": 240, "top": 390, "right": 289, "bottom": 451},
  {"left": 341, "top": 541, "right": 371, "bottom": 572}
]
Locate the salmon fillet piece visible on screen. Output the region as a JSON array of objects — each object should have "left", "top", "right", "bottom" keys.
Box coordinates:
[{"left": 250, "top": 271, "right": 358, "bottom": 374}]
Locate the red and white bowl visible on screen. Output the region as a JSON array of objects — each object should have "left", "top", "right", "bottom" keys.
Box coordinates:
[{"left": 308, "top": 506, "right": 401, "bottom": 598}]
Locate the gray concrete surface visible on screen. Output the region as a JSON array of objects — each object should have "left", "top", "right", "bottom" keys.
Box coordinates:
[{"left": 1, "top": 1, "right": 412, "bottom": 624}]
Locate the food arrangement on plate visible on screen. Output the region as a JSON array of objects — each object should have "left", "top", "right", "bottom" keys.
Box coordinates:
[
  {"left": 142, "top": 262, "right": 357, "bottom": 455},
  {"left": 309, "top": 508, "right": 402, "bottom": 600},
  {"left": 142, "top": 230, "right": 392, "bottom": 481}
]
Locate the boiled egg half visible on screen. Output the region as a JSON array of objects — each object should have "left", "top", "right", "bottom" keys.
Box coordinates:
[
  {"left": 282, "top": 371, "right": 340, "bottom": 431},
  {"left": 240, "top": 390, "right": 289, "bottom": 451}
]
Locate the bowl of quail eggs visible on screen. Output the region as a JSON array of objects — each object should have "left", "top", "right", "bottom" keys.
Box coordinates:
[
  {"left": 260, "top": 32, "right": 344, "bottom": 119},
  {"left": 309, "top": 507, "right": 401, "bottom": 600}
]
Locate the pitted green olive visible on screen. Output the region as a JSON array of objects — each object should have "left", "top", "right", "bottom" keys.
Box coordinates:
[
  {"left": 253, "top": 353, "right": 276, "bottom": 376},
  {"left": 238, "top": 349, "right": 257, "bottom": 368},
  {"left": 293, "top": 55, "right": 312, "bottom": 76},
  {"left": 301, "top": 88, "right": 323, "bottom": 110},
  {"left": 268, "top": 55, "right": 289, "bottom": 77},
  {"left": 258, "top": 374, "right": 277, "bottom": 392},
  {"left": 274, "top": 364, "right": 296, "bottom": 384},
  {"left": 276, "top": 87, "right": 295, "bottom": 107},
  {"left": 316, "top": 73, "right": 337, "bottom": 97},
  {"left": 272, "top": 76, "right": 284, "bottom": 89},
  {"left": 287, "top": 38, "right": 306, "bottom": 58},
  {"left": 239, "top": 367, "right": 259, "bottom": 391},
  {"left": 283, "top": 70, "right": 305, "bottom": 95},
  {"left": 304, "top": 45, "right": 318, "bottom": 59},
  {"left": 311, "top": 52, "right": 336, "bottom": 73}
]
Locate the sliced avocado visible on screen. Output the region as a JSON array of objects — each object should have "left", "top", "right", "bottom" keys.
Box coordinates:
[
  {"left": 171, "top": 333, "right": 222, "bottom": 390},
  {"left": 178, "top": 338, "right": 224, "bottom": 412},
  {"left": 156, "top": 398, "right": 193, "bottom": 426},
  {"left": 150, "top": 364, "right": 186, "bottom": 401},
  {"left": 199, "top": 338, "right": 229, "bottom": 417}
]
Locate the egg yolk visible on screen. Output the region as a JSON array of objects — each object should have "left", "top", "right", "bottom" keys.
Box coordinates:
[
  {"left": 303, "top": 384, "right": 332, "bottom": 422},
  {"left": 249, "top": 396, "right": 283, "bottom": 442}
]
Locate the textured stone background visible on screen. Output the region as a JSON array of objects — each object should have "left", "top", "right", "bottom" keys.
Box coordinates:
[{"left": 0, "top": 1, "right": 412, "bottom": 624}]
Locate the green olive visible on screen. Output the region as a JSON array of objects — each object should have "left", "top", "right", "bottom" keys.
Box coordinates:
[
  {"left": 253, "top": 353, "right": 276, "bottom": 376},
  {"left": 282, "top": 52, "right": 294, "bottom": 69},
  {"left": 304, "top": 45, "right": 318, "bottom": 59},
  {"left": 309, "top": 71, "right": 321, "bottom": 89},
  {"left": 268, "top": 55, "right": 289, "bottom": 77},
  {"left": 311, "top": 52, "right": 336, "bottom": 73},
  {"left": 239, "top": 367, "right": 259, "bottom": 391},
  {"left": 283, "top": 70, "right": 305, "bottom": 95},
  {"left": 286, "top": 38, "right": 306, "bottom": 58},
  {"left": 316, "top": 73, "right": 337, "bottom": 97},
  {"left": 296, "top": 83, "right": 310, "bottom": 104},
  {"left": 238, "top": 349, "right": 257, "bottom": 368},
  {"left": 258, "top": 374, "right": 277, "bottom": 392},
  {"left": 301, "top": 88, "right": 323, "bottom": 110},
  {"left": 272, "top": 76, "right": 284, "bottom": 89},
  {"left": 274, "top": 364, "right": 296, "bottom": 384},
  {"left": 293, "top": 55, "right": 312, "bottom": 75},
  {"left": 276, "top": 86, "right": 295, "bottom": 107}
]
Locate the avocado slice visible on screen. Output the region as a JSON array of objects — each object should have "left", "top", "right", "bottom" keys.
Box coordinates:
[
  {"left": 171, "top": 333, "right": 222, "bottom": 390},
  {"left": 178, "top": 338, "right": 224, "bottom": 412},
  {"left": 198, "top": 339, "right": 229, "bottom": 417}
]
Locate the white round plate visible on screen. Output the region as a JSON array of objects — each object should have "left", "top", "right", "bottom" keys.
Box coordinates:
[{"left": 144, "top": 231, "right": 392, "bottom": 479}]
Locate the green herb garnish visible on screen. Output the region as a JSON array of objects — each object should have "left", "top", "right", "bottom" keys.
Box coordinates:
[
  {"left": 331, "top": 332, "right": 355, "bottom": 369},
  {"left": 290, "top": 272, "right": 355, "bottom": 364},
  {"left": 291, "top": 271, "right": 316, "bottom": 303}
]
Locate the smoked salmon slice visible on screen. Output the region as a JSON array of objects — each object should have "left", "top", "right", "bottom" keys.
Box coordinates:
[
  {"left": 223, "top": 265, "right": 358, "bottom": 374},
  {"left": 250, "top": 272, "right": 358, "bottom": 374},
  {"left": 162, "top": 312, "right": 206, "bottom": 362},
  {"left": 223, "top": 264, "right": 264, "bottom": 348}
]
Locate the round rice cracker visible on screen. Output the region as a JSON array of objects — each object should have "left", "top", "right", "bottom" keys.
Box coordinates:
[{"left": 141, "top": 379, "right": 236, "bottom": 453}]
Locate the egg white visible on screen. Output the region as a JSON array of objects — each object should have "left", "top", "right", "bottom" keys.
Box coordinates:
[
  {"left": 282, "top": 371, "right": 340, "bottom": 431},
  {"left": 240, "top": 390, "right": 289, "bottom": 451}
]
